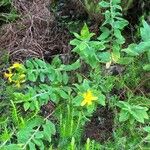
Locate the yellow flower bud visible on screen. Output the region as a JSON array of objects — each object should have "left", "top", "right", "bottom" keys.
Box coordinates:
[{"left": 81, "top": 90, "right": 98, "bottom": 106}]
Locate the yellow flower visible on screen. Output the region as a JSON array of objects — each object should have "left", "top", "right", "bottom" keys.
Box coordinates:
[
  {"left": 4, "top": 62, "right": 25, "bottom": 87},
  {"left": 12, "top": 74, "right": 26, "bottom": 88},
  {"left": 19, "top": 74, "right": 26, "bottom": 83},
  {"left": 19, "top": 74, "right": 26, "bottom": 79},
  {"left": 81, "top": 90, "right": 98, "bottom": 106},
  {"left": 16, "top": 82, "right": 21, "bottom": 88},
  {"left": 4, "top": 72, "right": 13, "bottom": 78},
  {"left": 10, "top": 62, "right": 22, "bottom": 69},
  {"left": 4, "top": 72, "right": 13, "bottom": 82}
]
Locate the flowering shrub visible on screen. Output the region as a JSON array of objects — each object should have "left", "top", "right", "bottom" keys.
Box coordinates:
[{"left": 1, "top": 0, "right": 150, "bottom": 149}]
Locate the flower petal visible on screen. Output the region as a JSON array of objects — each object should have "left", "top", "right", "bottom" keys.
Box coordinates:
[
  {"left": 10, "top": 62, "right": 22, "bottom": 69},
  {"left": 87, "top": 101, "right": 92, "bottom": 105},
  {"left": 4, "top": 72, "right": 13, "bottom": 78}
]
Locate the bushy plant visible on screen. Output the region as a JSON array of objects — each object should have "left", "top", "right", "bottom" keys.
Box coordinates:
[{"left": 0, "top": 0, "right": 150, "bottom": 149}]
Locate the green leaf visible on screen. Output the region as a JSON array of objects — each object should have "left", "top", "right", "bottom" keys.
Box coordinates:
[
  {"left": 97, "top": 94, "right": 105, "bottom": 106},
  {"left": 141, "top": 110, "right": 149, "bottom": 119},
  {"left": 143, "top": 64, "right": 150, "bottom": 71},
  {"left": 78, "top": 42, "right": 87, "bottom": 51},
  {"left": 147, "top": 50, "right": 150, "bottom": 62},
  {"left": 63, "top": 60, "right": 81, "bottom": 71},
  {"left": 73, "top": 95, "right": 82, "bottom": 106},
  {"left": 70, "top": 39, "right": 81, "bottom": 46},
  {"left": 117, "top": 101, "right": 130, "bottom": 109},
  {"left": 40, "top": 93, "right": 49, "bottom": 100},
  {"left": 87, "top": 104, "right": 95, "bottom": 114},
  {"left": 73, "top": 32, "right": 81, "bottom": 39},
  {"left": 59, "top": 90, "right": 69, "bottom": 99},
  {"left": 99, "top": 1, "right": 110, "bottom": 8},
  {"left": 140, "top": 20, "right": 150, "bottom": 42},
  {"left": 119, "top": 110, "right": 130, "bottom": 122},
  {"left": 50, "top": 93, "right": 58, "bottom": 103},
  {"left": 133, "top": 107, "right": 149, "bottom": 120},
  {"left": 43, "top": 120, "right": 56, "bottom": 142},
  {"left": 34, "top": 100, "right": 40, "bottom": 111},
  {"left": 28, "top": 72, "right": 37, "bottom": 82},
  {"left": 134, "top": 41, "right": 150, "bottom": 54},
  {"left": 51, "top": 56, "right": 62, "bottom": 68},
  {"left": 113, "top": 4, "right": 122, "bottom": 10},
  {"left": 17, "top": 117, "right": 44, "bottom": 143},
  {"left": 130, "top": 110, "right": 145, "bottom": 123},
  {"left": 98, "top": 27, "right": 111, "bottom": 40},
  {"left": 1, "top": 144, "right": 22, "bottom": 150},
  {"left": 79, "top": 79, "right": 90, "bottom": 91},
  {"left": 76, "top": 73, "right": 83, "bottom": 83},
  {"left": 33, "top": 138, "right": 43, "bottom": 147},
  {"left": 39, "top": 73, "right": 45, "bottom": 82},
  {"left": 102, "top": 10, "right": 111, "bottom": 26},
  {"left": 56, "top": 71, "right": 62, "bottom": 82},
  {"left": 81, "top": 23, "right": 89, "bottom": 36},
  {"left": 98, "top": 52, "right": 111, "bottom": 62},
  {"left": 47, "top": 72, "right": 55, "bottom": 82},
  {"left": 112, "top": 43, "right": 120, "bottom": 62},
  {"left": 34, "top": 58, "right": 45, "bottom": 67},
  {"left": 122, "top": 44, "right": 139, "bottom": 56},
  {"left": 23, "top": 102, "right": 30, "bottom": 111},
  {"left": 62, "top": 72, "right": 69, "bottom": 85},
  {"left": 114, "top": 29, "right": 125, "bottom": 44},
  {"left": 144, "top": 126, "right": 150, "bottom": 133},
  {"left": 87, "top": 55, "right": 99, "bottom": 68},
  {"left": 112, "top": 0, "right": 121, "bottom": 5},
  {"left": 0, "top": 0, "right": 11, "bottom": 6},
  {"left": 29, "top": 142, "right": 36, "bottom": 150},
  {"left": 117, "top": 101, "right": 149, "bottom": 124},
  {"left": 26, "top": 60, "right": 34, "bottom": 69},
  {"left": 90, "top": 41, "right": 105, "bottom": 50},
  {"left": 35, "top": 132, "right": 44, "bottom": 139},
  {"left": 114, "top": 20, "right": 128, "bottom": 30},
  {"left": 80, "top": 23, "right": 95, "bottom": 39}
]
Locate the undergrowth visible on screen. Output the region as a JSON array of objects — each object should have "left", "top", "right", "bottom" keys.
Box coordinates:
[
  {"left": 0, "top": 0, "right": 19, "bottom": 25},
  {"left": 0, "top": 0, "right": 150, "bottom": 150}
]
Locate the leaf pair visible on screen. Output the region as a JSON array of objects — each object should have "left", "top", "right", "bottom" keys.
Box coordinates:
[
  {"left": 117, "top": 101, "right": 149, "bottom": 124},
  {"left": 17, "top": 117, "right": 55, "bottom": 150}
]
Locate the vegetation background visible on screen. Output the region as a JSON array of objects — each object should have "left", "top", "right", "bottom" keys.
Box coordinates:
[{"left": 0, "top": 0, "right": 150, "bottom": 150}]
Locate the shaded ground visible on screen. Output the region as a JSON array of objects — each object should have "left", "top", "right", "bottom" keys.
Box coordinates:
[{"left": 84, "top": 107, "right": 114, "bottom": 142}]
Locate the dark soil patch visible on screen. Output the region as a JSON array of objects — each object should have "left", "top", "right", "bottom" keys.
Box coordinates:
[
  {"left": 41, "top": 101, "right": 55, "bottom": 117},
  {"left": 84, "top": 107, "right": 114, "bottom": 142},
  {"left": 53, "top": 0, "right": 88, "bottom": 21}
]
